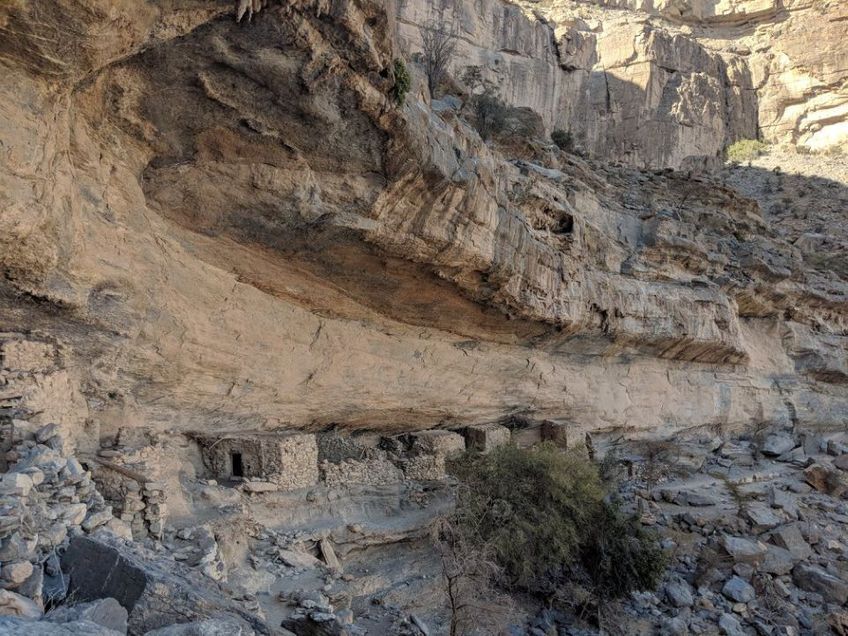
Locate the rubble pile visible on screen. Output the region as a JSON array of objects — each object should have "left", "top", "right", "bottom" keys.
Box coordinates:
[
  {"left": 599, "top": 428, "right": 848, "bottom": 635},
  {"left": 0, "top": 422, "right": 124, "bottom": 620}
]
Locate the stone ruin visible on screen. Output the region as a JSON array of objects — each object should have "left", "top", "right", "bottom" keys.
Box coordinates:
[
  {"left": 90, "top": 458, "right": 167, "bottom": 541},
  {"left": 318, "top": 428, "right": 470, "bottom": 486},
  {"left": 0, "top": 421, "right": 126, "bottom": 619},
  {"left": 196, "top": 431, "right": 320, "bottom": 491},
  {"left": 464, "top": 423, "right": 511, "bottom": 453}
]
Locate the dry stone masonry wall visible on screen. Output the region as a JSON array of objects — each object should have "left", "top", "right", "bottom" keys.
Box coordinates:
[{"left": 0, "top": 423, "right": 124, "bottom": 620}]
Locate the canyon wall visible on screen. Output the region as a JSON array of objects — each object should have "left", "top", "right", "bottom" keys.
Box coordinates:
[
  {"left": 397, "top": 0, "right": 847, "bottom": 165},
  {"left": 0, "top": 0, "right": 845, "bottom": 452}
]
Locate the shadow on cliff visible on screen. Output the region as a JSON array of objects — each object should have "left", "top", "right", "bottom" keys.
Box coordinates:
[{"left": 722, "top": 161, "right": 848, "bottom": 280}]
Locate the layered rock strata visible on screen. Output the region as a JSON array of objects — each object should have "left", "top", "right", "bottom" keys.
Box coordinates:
[{"left": 0, "top": 0, "right": 845, "bottom": 446}]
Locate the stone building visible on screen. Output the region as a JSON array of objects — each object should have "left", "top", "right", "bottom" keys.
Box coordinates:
[
  {"left": 197, "top": 432, "right": 319, "bottom": 491},
  {"left": 464, "top": 424, "right": 511, "bottom": 453}
]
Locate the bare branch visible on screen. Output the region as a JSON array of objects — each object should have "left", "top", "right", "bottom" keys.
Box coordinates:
[{"left": 419, "top": 21, "right": 458, "bottom": 97}]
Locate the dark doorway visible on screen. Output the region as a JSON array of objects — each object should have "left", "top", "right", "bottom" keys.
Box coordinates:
[{"left": 231, "top": 452, "right": 244, "bottom": 478}]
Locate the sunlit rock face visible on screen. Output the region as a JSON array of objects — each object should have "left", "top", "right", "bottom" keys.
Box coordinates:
[
  {"left": 396, "top": 0, "right": 759, "bottom": 169},
  {"left": 0, "top": 0, "right": 845, "bottom": 450}
]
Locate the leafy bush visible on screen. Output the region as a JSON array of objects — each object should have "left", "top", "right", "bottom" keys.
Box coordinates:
[
  {"left": 469, "top": 92, "right": 538, "bottom": 141},
  {"left": 551, "top": 129, "right": 574, "bottom": 152},
  {"left": 580, "top": 500, "right": 667, "bottom": 598},
  {"left": 392, "top": 58, "right": 411, "bottom": 106},
  {"left": 726, "top": 139, "right": 768, "bottom": 162},
  {"left": 448, "top": 444, "right": 665, "bottom": 597},
  {"left": 470, "top": 92, "right": 509, "bottom": 140}
]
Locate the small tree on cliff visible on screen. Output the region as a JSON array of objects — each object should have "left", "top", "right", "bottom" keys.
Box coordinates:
[
  {"left": 436, "top": 517, "right": 514, "bottom": 636},
  {"left": 419, "top": 22, "right": 458, "bottom": 97}
]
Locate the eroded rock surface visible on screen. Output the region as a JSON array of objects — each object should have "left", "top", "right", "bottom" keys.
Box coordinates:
[
  {"left": 0, "top": 0, "right": 845, "bottom": 445},
  {"left": 0, "top": 1, "right": 845, "bottom": 632}
]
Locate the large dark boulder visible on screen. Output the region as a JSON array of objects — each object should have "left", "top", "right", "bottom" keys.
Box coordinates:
[{"left": 61, "top": 536, "right": 268, "bottom": 636}]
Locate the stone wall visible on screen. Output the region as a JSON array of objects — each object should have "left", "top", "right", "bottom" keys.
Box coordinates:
[
  {"left": 464, "top": 424, "right": 511, "bottom": 453},
  {"left": 321, "top": 453, "right": 404, "bottom": 487},
  {"left": 90, "top": 445, "right": 168, "bottom": 540},
  {"left": 0, "top": 335, "right": 89, "bottom": 453},
  {"left": 0, "top": 422, "right": 125, "bottom": 618},
  {"left": 198, "top": 433, "right": 319, "bottom": 491}
]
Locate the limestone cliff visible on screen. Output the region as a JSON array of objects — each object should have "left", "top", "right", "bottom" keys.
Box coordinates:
[
  {"left": 0, "top": 0, "right": 845, "bottom": 454},
  {"left": 397, "top": 0, "right": 847, "bottom": 166}
]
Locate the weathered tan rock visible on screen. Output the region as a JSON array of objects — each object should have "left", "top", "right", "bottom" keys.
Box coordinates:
[
  {"left": 397, "top": 0, "right": 758, "bottom": 168},
  {"left": 0, "top": 562, "right": 33, "bottom": 588},
  {"left": 0, "top": 589, "right": 42, "bottom": 619},
  {"left": 0, "top": 0, "right": 844, "bottom": 454},
  {"left": 516, "top": 0, "right": 848, "bottom": 155}
]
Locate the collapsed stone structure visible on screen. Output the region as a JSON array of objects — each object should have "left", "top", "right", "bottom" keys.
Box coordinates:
[
  {"left": 0, "top": 422, "right": 124, "bottom": 621},
  {"left": 464, "top": 424, "right": 511, "bottom": 453}
]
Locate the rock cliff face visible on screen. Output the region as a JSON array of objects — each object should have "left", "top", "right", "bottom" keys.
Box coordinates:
[
  {"left": 397, "top": 0, "right": 759, "bottom": 168},
  {"left": 398, "top": 0, "right": 848, "bottom": 165},
  {"left": 0, "top": 0, "right": 846, "bottom": 451}
]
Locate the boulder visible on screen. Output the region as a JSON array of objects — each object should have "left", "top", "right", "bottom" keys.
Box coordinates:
[
  {"left": 60, "top": 504, "right": 88, "bottom": 526},
  {"left": 60, "top": 536, "right": 267, "bottom": 635},
  {"left": 319, "top": 539, "right": 341, "bottom": 571},
  {"left": 241, "top": 482, "right": 277, "bottom": 494},
  {"left": 718, "top": 613, "right": 745, "bottom": 636},
  {"left": 834, "top": 454, "right": 848, "bottom": 472},
  {"left": 760, "top": 545, "right": 795, "bottom": 576},
  {"left": 0, "top": 589, "right": 42, "bottom": 619},
  {"left": 98, "top": 519, "right": 133, "bottom": 542},
  {"left": 17, "top": 566, "right": 44, "bottom": 603},
  {"left": 281, "top": 613, "right": 350, "bottom": 636},
  {"left": 769, "top": 524, "right": 812, "bottom": 560},
  {"left": 719, "top": 535, "right": 767, "bottom": 564},
  {"left": 829, "top": 611, "right": 848, "bottom": 636},
  {"left": 275, "top": 549, "right": 323, "bottom": 570},
  {"left": 762, "top": 433, "right": 796, "bottom": 457},
  {"left": 721, "top": 576, "right": 755, "bottom": 603},
  {"left": 0, "top": 617, "right": 121, "bottom": 635},
  {"left": 744, "top": 503, "right": 782, "bottom": 532},
  {"left": 82, "top": 509, "right": 113, "bottom": 532},
  {"left": 143, "top": 618, "right": 256, "bottom": 635},
  {"left": 35, "top": 424, "right": 61, "bottom": 444},
  {"left": 664, "top": 578, "right": 694, "bottom": 607},
  {"left": 685, "top": 491, "right": 720, "bottom": 507},
  {"left": 46, "top": 598, "right": 128, "bottom": 633},
  {"left": 792, "top": 564, "right": 848, "bottom": 604},
  {"left": 803, "top": 464, "right": 847, "bottom": 496},
  {"left": 0, "top": 561, "right": 33, "bottom": 587},
  {"left": 0, "top": 533, "right": 37, "bottom": 562},
  {"left": 768, "top": 488, "right": 798, "bottom": 518}
]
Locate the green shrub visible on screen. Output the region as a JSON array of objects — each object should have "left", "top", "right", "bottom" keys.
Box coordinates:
[
  {"left": 469, "top": 92, "right": 537, "bottom": 141},
  {"left": 726, "top": 139, "right": 768, "bottom": 162},
  {"left": 392, "top": 58, "right": 411, "bottom": 106},
  {"left": 448, "top": 444, "right": 665, "bottom": 597},
  {"left": 551, "top": 129, "right": 574, "bottom": 152},
  {"left": 580, "top": 500, "right": 667, "bottom": 598}
]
